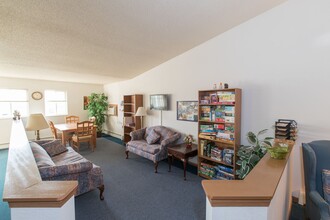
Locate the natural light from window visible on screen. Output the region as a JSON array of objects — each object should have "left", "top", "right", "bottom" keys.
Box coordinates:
[
  {"left": 45, "top": 90, "right": 68, "bottom": 116},
  {"left": 0, "top": 89, "right": 29, "bottom": 118}
]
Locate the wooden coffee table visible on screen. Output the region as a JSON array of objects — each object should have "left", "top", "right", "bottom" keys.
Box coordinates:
[{"left": 168, "top": 143, "right": 198, "bottom": 180}]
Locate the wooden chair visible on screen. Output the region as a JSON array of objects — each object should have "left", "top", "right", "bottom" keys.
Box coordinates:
[
  {"left": 48, "top": 120, "right": 72, "bottom": 146},
  {"left": 65, "top": 115, "right": 80, "bottom": 124},
  {"left": 72, "top": 121, "right": 95, "bottom": 152}
]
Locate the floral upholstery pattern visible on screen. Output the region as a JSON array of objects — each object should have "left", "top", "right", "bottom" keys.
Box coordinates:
[
  {"left": 322, "top": 169, "right": 330, "bottom": 203},
  {"left": 146, "top": 129, "right": 161, "bottom": 144},
  {"left": 30, "top": 142, "right": 104, "bottom": 197},
  {"left": 30, "top": 142, "right": 56, "bottom": 168},
  {"left": 35, "top": 139, "right": 68, "bottom": 157},
  {"left": 126, "top": 126, "right": 180, "bottom": 172}
]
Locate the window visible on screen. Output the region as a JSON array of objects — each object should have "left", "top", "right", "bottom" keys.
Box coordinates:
[
  {"left": 45, "top": 90, "right": 68, "bottom": 116},
  {"left": 0, "top": 89, "right": 29, "bottom": 118}
]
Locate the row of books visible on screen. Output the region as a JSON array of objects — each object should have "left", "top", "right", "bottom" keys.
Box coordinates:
[
  {"left": 200, "top": 106, "right": 235, "bottom": 122},
  {"left": 201, "top": 140, "right": 234, "bottom": 165},
  {"left": 199, "top": 162, "right": 234, "bottom": 180},
  {"left": 200, "top": 124, "right": 235, "bottom": 141},
  {"left": 200, "top": 92, "right": 236, "bottom": 105}
]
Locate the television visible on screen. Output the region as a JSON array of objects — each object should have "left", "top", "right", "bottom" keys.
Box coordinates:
[{"left": 150, "top": 94, "right": 168, "bottom": 110}]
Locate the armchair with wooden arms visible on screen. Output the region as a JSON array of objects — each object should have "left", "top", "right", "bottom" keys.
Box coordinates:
[
  {"left": 72, "top": 121, "right": 95, "bottom": 152},
  {"left": 65, "top": 115, "right": 80, "bottom": 124},
  {"left": 48, "top": 120, "right": 72, "bottom": 146}
]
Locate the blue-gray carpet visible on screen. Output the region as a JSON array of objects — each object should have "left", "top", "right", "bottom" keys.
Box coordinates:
[
  {"left": 0, "top": 138, "right": 206, "bottom": 220},
  {"left": 0, "top": 148, "right": 10, "bottom": 220},
  {"left": 76, "top": 138, "right": 205, "bottom": 220}
]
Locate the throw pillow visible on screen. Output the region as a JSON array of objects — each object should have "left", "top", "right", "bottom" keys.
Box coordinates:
[
  {"left": 30, "top": 142, "right": 55, "bottom": 168},
  {"left": 322, "top": 169, "right": 330, "bottom": 203},
  {"left": 146, "top": 129, "right": 161, "bottom": 144},
  {"left": 35, "top": 139, "right": 68, "bottom": 157}
]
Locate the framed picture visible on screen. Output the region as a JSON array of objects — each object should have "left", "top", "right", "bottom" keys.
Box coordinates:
[
  {"left": 177, "top": 101, "right": 198, "bottom": 122},
  {"left": 108, "top": 104, "right": 118, "bottom": 116},
  {"left": 83, "top": 96, "right": 89, "bottom": 110}
]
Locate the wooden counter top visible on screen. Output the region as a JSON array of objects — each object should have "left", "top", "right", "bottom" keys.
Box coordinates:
[
  {"left": 2, "top": 120, "right": 78, "bottom": 208},
  {"left": 202, "top": 142, "right": 293, "bottom": 207}
]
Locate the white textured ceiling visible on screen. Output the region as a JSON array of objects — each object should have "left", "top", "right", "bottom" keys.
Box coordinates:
[{"left": 0, "top": 0, "right": 286, "bottom": 84}]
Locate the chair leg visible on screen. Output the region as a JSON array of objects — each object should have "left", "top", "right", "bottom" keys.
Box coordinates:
[
  {"left": 125, "top": 150, "right": 129, "bottom": 159},
  {"left": 154, "top": 162, "right": 158, "bottom": 173},
  {"left": 98, "top": 184, "right": 104, "bottom": 200}
]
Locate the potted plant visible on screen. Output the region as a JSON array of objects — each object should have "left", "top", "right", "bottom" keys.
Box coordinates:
[
  {"left": 236, "top": 129, "right": 273, "bottom": 179},
  {"left": 183, "top": 134, "right": 194, "bottom": 148},
  {"left": 87, "top": 93, "right": 108, "bottom": 137}
]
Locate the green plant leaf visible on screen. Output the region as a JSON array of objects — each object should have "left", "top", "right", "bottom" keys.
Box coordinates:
[
  {"left": 257, "top": 129, "right": 268, "bottom": 136},
  {"left": 247, "top": 132, "right": 257, "bottom": 144}
]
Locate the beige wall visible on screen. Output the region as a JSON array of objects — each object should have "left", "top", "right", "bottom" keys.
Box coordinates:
[
  {"left": 104, "top": 0, "right": 330, "bottom": 194},
  {"left": 0, "top": 77, "right": 103, "bottom": 144}
]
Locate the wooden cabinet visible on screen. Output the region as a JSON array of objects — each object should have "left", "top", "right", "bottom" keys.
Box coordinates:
[
  {"left": 197, "top": 88, "right": 241, "bottom": 180},
  {"left": 123, "top": 94, "right": 143, "bottom": 143}
]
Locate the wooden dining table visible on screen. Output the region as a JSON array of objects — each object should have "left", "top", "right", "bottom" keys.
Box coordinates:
[{"left": 54, "top": 123, "right": 97, "bottom": 148}]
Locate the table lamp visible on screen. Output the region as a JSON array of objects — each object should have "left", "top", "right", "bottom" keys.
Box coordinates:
[
  {"left": 135, "top": 107, "right": 147, "bottom": 128},
  {"left": 26, "top": 113, "right": 49, "bottom": 140}
]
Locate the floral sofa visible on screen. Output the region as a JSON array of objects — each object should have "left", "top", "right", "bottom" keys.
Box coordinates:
[
  {"left": 125, "top": 126, "right": 181, "bottom": 173},
  {"left": 30, "top": 140, "right": 104, "bottom": 200}
]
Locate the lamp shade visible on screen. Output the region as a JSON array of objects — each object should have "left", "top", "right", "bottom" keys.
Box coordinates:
[
  {"left": 135, "top": 107, "right": 147, "bottom": 117},
  {"left": 26, "top": 113, "right": 49, "bottom": 131}
]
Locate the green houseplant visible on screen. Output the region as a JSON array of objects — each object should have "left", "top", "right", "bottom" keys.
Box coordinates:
[
  {"left": 87, "top": 93, "right": 108, "bottom": 136},
  {"left": 236, "top": 129, "right": 273, "bottom": 179}
]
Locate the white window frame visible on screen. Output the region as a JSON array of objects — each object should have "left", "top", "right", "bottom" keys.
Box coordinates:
[
  {"left": 0, "top": 89, "right": 29, "bottom": 119},
  {"left": 44, "top": 90, "right": 68, "bottom": 116}
]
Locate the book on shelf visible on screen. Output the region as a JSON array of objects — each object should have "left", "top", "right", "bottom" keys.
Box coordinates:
[
  {"left": 200, "top": 106, "right": 211, "bottom": 121},
  {"left": 225, "top": 124, "right": 235, "bottom": 133},
  {"left": 210, "top": 93, "right": 218, "bottom": 104},
  {"left": 200, "top": 124, "right": 214, "bottom": 133},
  {"left": 214, "top": 124, "right": 225, "bottom": 130},
  {"left": 211, "top": 147, "right": 222, "bottom": 161},
  {"left": 214, "top": 106, "right": 225, "bottom": 122},
  {"left": 224, "top": 116, "right": 235, "bottom": 123},
  {"left": 217, "top": 91, "right": 235, "bottom": 104},
  {"left": 200, "top": 95, "right": 210, "bottom": 104},
  {"left": 224, "top": 106, "right": 235, "bottom": 116}
]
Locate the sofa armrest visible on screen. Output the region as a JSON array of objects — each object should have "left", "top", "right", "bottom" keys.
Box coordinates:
[
  {"left": 39, "top": 161, "right": 93, "bottom": 179},
  {"left": 310, "top": 190, "right": 330, "bottom": 219},
  {"left": 130, "top": 128, "right": 146, "bottom": 141},
  {"left": 161, "top": 133, "right": 181, "bottom": 147}
]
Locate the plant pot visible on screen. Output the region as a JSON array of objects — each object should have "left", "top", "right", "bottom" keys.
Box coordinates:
[
  {"left": 267, "top": 147, "right": 288, "bottom": 159},
  {"left": 97, "top": 131, "right": 102, "bottom": 138},
  {"left": 186, "top": 143, "right": 192, "bottom": 148}
]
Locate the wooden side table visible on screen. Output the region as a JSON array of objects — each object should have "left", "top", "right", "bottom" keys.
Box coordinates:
[{"left": 168, "top": 143, "right": 198, "bottom": 180}]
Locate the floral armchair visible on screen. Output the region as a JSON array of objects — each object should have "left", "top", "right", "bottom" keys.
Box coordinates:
[{"left": 125, "top": 126, "right": 181, "bottom": 173}]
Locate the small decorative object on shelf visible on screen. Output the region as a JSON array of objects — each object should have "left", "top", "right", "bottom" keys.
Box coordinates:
[
  {"left": 224, "top": 83, "right": 229, "bottom": 89},
  {"left": 184, "top": 134, "right": 194, "bottom": 148},
  {"left": 13, "top": 110, "right": 21, "bottom": 120},
  {"left": 213, "top": 84, "right": 217, "bottom": 90},
  {"left": 275, "top": 119, "right": 297, "bottom": 141},
  {"left": 219, "top": 82, "right": 223, "bottom": 89}
]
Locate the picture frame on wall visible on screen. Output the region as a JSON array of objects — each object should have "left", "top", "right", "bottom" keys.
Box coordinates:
[
  {"left": 83, "top": 96, "right": 89, "bottom": 110},
  {"left": 177, "top": 101, "right": 198, "bottom": 122},
  {"left": 108, "top": 104, "right": 118, "bottom": 116}
]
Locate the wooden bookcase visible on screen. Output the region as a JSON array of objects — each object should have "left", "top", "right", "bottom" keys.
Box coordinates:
[
  {"left": 197, "top": 88, "right": 241, "bottom": 180},
  {"left": 123, "top": 94, "right": 143, "bottom": 143}
]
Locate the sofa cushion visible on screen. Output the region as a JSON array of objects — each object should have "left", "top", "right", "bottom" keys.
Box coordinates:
[
  {"left": 52, "top": 147, "right": 90, "bottom": 165},
  {"left": 322, "top": 169, "right": 330, "bottom": 203},
  {"left": 128, "top": 140, "right": 161, "bottom": 154},
  {"left": 36, "top": 139, "right": 68, "bottom": 157},
  {"left": 146, "top": 129, "right": 161, "bottom": 144},
  {"left": 30, "top": 142, "right": 55, "bottom": 168}
]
